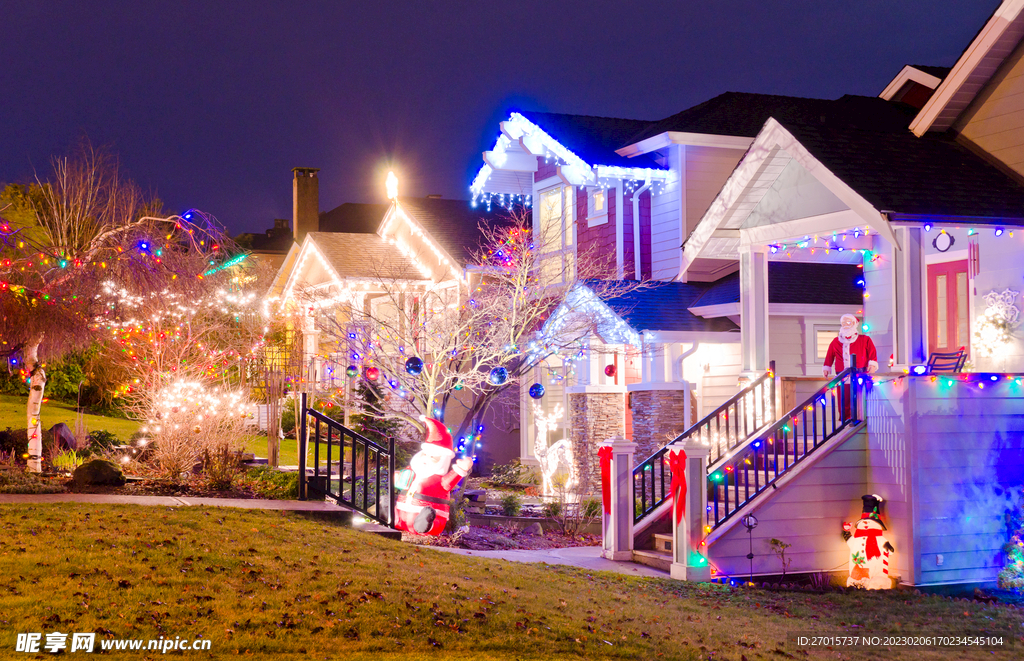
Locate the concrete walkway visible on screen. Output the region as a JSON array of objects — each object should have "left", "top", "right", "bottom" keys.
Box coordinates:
[{"left": 424, "top": 544, "right": 670, "bottom": 578}]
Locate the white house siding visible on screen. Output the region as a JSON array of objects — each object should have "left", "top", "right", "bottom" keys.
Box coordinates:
[
  {"left": 955, "top": 37, "right": 1024, "bottom": 180},
  {"left": 863, "top": 235, "right": 894, "bottom": 369},
  {"left": 909, "top": 378, "right": 1024, "bottom": 585},
  {"left": 768, "top": 315, "right": 805, "bottom": 377},
  {"left": 700, "top": 343, "right": 743, "bottom": 415},
  {"left": 864, "top": 380, "right": 914, "bottom": 584},
  {"left": 685, "top": 146, "right": 746, "bottom": 239},
  {"left": 866, "top": 377, "right": 1024, "bottom": 586},
  {"left": 708, "top": 427, "right": 869, "bottom": 578},
  {"left": 651, "top": 145, "right": 683, "bottom": 280}
]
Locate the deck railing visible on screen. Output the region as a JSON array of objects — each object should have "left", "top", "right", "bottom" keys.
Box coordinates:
[
  {"left": 633, "top": 361, "right": 776, "bottom": 524},
  {"left": 298, "top": 393, "right": 396, "bottom": 527},
  {"left": 707, "top": 364, "right": 861, "bottom": 529}
]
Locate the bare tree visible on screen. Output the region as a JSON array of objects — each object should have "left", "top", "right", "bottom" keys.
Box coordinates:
[
  {"left": 302, "top": 207, "right": 643, "bottom": 460},
  {"left": 0, "top": 141, "right": 244, "bottom": 471}
]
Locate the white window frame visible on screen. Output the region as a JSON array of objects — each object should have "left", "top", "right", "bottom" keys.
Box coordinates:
[
  {"left": 587, "top": 187, "right": 608, "bottom": 227},
  {"left": 810, "top": 324, "right": 840, "bottom": 364},
  {"left": 535, "top": 183, "right": 576, "bottom": 287}
]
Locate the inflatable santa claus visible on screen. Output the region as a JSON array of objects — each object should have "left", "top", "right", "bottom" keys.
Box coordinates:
[
  {"left": 394, "top": 418, "right": 473, "bottom": 536},
  {"left": 823, "top": 314, "right": 879, "bottom": 376},
  {"left": 842, "top": 494, "right": 895, "bottom": 590}
]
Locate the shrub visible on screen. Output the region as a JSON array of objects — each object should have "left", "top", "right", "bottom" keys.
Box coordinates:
[
  {"left": 0, "top": 427, "right": 26, "bottom": 455},
  {"left": 499, "top": 492, "right": 523, "bottom": 517},
  {"left": 488, "top": 459, "right": 535, "bottom": 488},
  {"left": 136, "top": 380, "right": 252, "bottom": 482},
  {"left": 202, "top": 443, "right": 244, "bottom": 491},
  {"left": 542, "top": 500, "right": 563, "bottom": 518},
  {"left": 0, "top": 468, "right": 66, "bottom": 494},
  {"left": 999, "top": 489, "right": 1024, "bottom": 589},
  {"left": 87, "top": 430, "right": 121, "bottom": 452},
  {"left": 444, "top": 492, "right": 469, "bottom": 536},
  {"left": 241, "top": 467, "right": 299, "bottom": 499}
]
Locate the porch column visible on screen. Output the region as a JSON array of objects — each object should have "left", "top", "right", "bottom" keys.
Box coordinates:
[
  {"left": 600, "top": 435, "right": 637, "bottom": 561},
  {"left": 739, "top": 244, "right": 769, "bottom": 374},
  {"left": 892, "top": 226, "right": 927, "bottom": 366},
  {"left": 670, "top": 439, "right": 712, "bottom": 581}
]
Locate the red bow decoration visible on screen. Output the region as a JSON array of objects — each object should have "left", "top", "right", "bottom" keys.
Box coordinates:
[
  {"left": 598, "top": 446, "right": 613, "bottom": 514},
  {"left": 854, "top": 527, "right": 884, "bottom": 559},
  {"left": 668, "top": 448, "right": 688, "bottom": 525}
]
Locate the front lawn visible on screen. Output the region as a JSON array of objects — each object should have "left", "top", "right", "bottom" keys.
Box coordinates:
[
  {"left": 0, "top": 504, "right": 1020, "bottom": 659},
  {"left": 0, "top": 394, "right": 139, "bottom": 442}
]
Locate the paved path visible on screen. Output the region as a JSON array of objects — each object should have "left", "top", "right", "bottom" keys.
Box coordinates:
[{"left": 424, "top": 544, "right": 670, "bottom": 578}]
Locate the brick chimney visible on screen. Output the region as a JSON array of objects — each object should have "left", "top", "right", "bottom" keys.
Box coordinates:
[{"left": 292, "top": 167, "right": 320, "bottom": 243}]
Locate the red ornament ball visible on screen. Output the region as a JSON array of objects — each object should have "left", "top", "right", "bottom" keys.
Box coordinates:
[
  {"left": 364, "top": 366, "right": 380, "bottom": 382},
  {"left": 604, "top": 365, "right": 616, "bottom": 377}
]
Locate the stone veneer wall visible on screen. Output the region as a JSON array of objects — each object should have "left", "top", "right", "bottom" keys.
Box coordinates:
[
  {"left": 568, "top": 392, "right": 625, "bottom": 494},
  {"left": 629, "top": 389, "right": 693, "bottom": 461}
]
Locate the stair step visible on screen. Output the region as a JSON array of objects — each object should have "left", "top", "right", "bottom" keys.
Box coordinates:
[
  {"left": 632, "top": 549, "right": 672, "bottom": 572},
  {"left": 653, "top": 533, "right": 673, "bottom": 553}
]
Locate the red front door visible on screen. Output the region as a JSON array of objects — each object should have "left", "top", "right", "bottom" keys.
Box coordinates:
[{"left": 927, "top": 260, "right": 969, "bottom": 355}]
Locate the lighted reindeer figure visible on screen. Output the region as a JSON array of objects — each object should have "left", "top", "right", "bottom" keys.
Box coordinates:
[{"left": 532, "top": 403, "right": 575, "bottom": 496}]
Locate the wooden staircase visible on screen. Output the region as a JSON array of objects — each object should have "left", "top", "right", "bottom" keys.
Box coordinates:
[{"left": 630, "top": 364, "right": 863, "bottom": 565}]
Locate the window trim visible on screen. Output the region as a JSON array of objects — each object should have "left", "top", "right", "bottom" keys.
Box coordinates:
[{"left": 811, "top": 324, "right": 840, "bottom": 365}]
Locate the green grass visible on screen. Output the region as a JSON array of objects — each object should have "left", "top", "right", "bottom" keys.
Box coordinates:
[
  {"left": 0, "top": 504, "right": 1020, "bottom": 660},
  {"left": 0, "top": 394, "right": 139, "bottom": 442},
  {"left": 243, "top": 436, "right": 350, "bottom": 467}
]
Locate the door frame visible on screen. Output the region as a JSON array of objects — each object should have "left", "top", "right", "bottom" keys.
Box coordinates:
[{"left": 925, "top": 257, "right": 970, "bottom": 357}]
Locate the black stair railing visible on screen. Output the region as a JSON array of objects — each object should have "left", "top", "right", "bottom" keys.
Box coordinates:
[
  {"left": 633, "top": 361, "right": 776, "bottom": 524},
  {"left": 707, "top": 364, "right": 861, "bottom": 530},
  {"left": 298, "top": 393, "right": 396, "bottom": 527}
]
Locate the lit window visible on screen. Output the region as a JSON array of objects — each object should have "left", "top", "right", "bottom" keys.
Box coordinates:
[
  {"left": 592, "top": 190, "right": 605, "bottom": 214},
  {"left": 536, "top": 185, "right": 575, "bottom": 286}
]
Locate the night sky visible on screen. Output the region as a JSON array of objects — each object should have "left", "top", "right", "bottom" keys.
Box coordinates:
[{"left": 0, "top": 1, "right": 999, "bottom": 235}]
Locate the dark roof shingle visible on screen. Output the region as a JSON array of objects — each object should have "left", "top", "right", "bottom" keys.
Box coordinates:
[
  {"left": 781, "top": 121, "right": 1024, "bottom": 220},
  {"left": 319, "top": 203, "right": 389, "bottom": 234},
  {"left": 308, "top": 232, "right": 418, "bottom": 279},
  {"left": 627, "top": 93, "right": 916, "bottom": 144},
  {"left": 399, "top": 198, "right": 517, "bottom": 264},
  {"left": 518, "top": 111, "right": 659, "bottom": 168}
]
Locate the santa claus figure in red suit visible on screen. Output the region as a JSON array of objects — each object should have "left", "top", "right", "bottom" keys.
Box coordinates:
[
  {"left": 823, "top": 314, "right": 879, "bottom": 377},
  {"left": 394, "top": 418, "right": 473, "bottom": 536}
]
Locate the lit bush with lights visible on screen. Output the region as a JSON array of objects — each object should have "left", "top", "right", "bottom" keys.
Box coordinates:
[{"left": 131, "top": 379, "right": 254, "bottom": 483}]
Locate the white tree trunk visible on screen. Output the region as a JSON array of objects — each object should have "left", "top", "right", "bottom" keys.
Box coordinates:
[{"left": 25, "top": 337, "right": 46, "bottom": 473}]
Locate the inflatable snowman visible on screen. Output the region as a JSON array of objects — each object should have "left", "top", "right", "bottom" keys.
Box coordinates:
[{"left": 842, "top": 494, "right": 895, "bottom": 590}]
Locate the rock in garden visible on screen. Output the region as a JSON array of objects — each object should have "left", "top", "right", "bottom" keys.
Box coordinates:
[
  {"left": 522, "top": 522, "right": 543, "bottom": 536},
  {"left": 72, "top": 459, "right": 126, "bottom": 486},
  {"left": 47, "top": 423, "right": 78, "bottom": 452},
  {"left": 464, "top": 489, "right": 487, "bottom": 502}
]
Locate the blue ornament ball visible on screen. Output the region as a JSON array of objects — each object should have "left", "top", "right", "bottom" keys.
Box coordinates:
[
  {"left": 528, "top": 383, "right": 545, "bottom": 399},
  {"left": 405, "top": 357, "right": 424, "bottom": 375},
  {"left": 488, "top": 366, "right": 508, "bottom": 385}
]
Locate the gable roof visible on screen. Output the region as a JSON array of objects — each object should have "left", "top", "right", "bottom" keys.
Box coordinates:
[
  {"left": 307, "top": 232, "right": 420, "bottom": 280},
  {"left": 516, "top": 111, "right": 658, "bottom": 168},
  {"left": 910, "top": 64, "right": 952, "bottom": 80},
  {"left": 600, "top": 282, "right": 739, "bottom": 334},
  {"left": 396, "top": 197, "right": 517, "bottom": 264},
  {"left": 689, "top": 262, "right": 864, "bottom": 309},
  {"left": 911, "top": 0, "right": 1024, "bottom": 135},
  {"left": 781, "top": 119, "right": 1024, "bottom": 220},
  {"left": 626, "top": 93, "right": 917, "bottom": 145}
]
